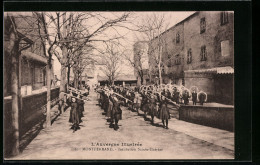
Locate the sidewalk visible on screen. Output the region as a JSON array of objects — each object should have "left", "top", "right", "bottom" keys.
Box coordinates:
[
  {"left": 19, "top": 104, "right": 61, "bottom": 152},
  {"left": 138, "top": 110, "right": 234, "bottom": 151}
]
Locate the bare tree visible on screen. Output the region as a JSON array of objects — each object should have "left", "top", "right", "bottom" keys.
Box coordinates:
[
  {"left": 71, "top": 45, "right": 94, "bottom": 89},
  {"left": 98, "top": 42, "right": 123, "bottom": 85},
  {"left": 135, "top": 13, "right": 169, "bottom": 85},
  {"left": 34, "top": 12, "right": 57, "bottom": 127},
  {"left": 43, "top": 12, "right": 131, "bottom": 112}
]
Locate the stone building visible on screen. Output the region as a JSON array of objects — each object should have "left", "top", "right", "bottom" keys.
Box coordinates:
[{"left": 148, "top": 11, "right": 234, "bottom": 104}]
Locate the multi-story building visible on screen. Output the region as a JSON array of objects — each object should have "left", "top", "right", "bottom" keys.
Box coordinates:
[{"left": 148, "top": 11, "right": 234, "bottom": 104}]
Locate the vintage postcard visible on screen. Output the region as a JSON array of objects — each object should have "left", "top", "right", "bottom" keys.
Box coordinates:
[{"left": 4, "top": 8, "right": 237, "bottom": 160}]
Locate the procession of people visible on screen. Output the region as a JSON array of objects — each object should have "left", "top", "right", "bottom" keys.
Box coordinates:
[
  {"left": 64, "top": 82, "right": 205, "bottom": 132},
  {"left": 95, "top": 82, "right": 205, "bottom": 130}
]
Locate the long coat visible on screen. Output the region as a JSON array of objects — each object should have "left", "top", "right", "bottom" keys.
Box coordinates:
[
  {"left": 69, "top": 102, "right": 80, "bottom": 125},
  {"left": 159, "top": 100, "right": 170, "bottom": 120},
  {"left": 149, "top": 97, "right": 157, "bottom": 117},
  {"left": 111, "top": 98, "right": 122, "bottom": 121},
  {"left": 183, "top": 93, "right": 190, "bottom": 105},
  {"left": 192, "top": 92, "right": 197, "bottom": 102},
  {"left": 77, "top": 99, "right": 84, "bottom": 119},
  {"left": 141, "top": 95, "right": 150, "bottom": 113},
  {"left": 106, "top": 96, "right": 113, "bottom": 118}
]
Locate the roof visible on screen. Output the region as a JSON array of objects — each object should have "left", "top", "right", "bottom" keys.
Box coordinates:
[
  {"left": 115, "top": 75, "right": 137, "bottom": 81},
  {"left": 184, "top": 66, "right": 234, "bottom": 74},
  {"left": 21, "top": 51, "right": 48, "bottom": 64},
  {"left": 97, "top": 75, "right": 137, "bottom": 82},
  {"left": 97, "top": 75, "right": 108, "bottom": 81}
]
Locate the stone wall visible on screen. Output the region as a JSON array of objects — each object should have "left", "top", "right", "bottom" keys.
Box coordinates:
[{"left": 179, "top": 105, "right": 234, "bottom": 131}]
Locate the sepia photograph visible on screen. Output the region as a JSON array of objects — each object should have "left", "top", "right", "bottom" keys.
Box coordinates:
[{"left": 4, "top": 10, "right": 236, "bottom": 160}]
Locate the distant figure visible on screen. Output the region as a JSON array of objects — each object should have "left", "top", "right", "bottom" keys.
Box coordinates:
[
  {"left": 175, "top": 90, "right": 180, "bottom": 104},
  {"left": 134, "top": 92, "right": 142, "bottom": 115},
  {"left": 199, "top": 92, "right": 206, "bottom": 105},
  {"left": 192, "top": 90, "right": 197, "bottom": 105},
  {"left": 183, "top": 90, "right": 190, "bottom": 105}
]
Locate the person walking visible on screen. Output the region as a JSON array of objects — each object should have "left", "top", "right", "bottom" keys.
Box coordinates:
[
  {"left": 69, "top": 96, "right": 80, "bottom": 132},
  {"left": 109, "top": 95, "right": 122, "bottom": 130},
  {"left": 134, "top": 91, "right": 142, "bottom": 115},
  {"left": 141, "top": 92, "right": 150, "bottom": 120},
  {"left": 106, "top": 90, "right": 113, "bottom": 121},
  {"left": 149, "top": 94, "right": 157, "bottom": 124},
  {"left": 77, "top": 93, "right": 84, "bottom": 122},
  {"left": 159, "top": 95, "right": 170, "bottom": 129}
]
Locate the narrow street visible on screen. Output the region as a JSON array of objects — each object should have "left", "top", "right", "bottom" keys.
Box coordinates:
[{"left": 11, "top": 90, "right": 234, "bottom": 160}]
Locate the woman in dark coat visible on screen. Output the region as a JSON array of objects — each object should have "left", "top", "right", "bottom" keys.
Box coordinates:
[
  {"left": 149, "top": 95, "right": 157, "bottom": 124},
  {"left": 141, "top": 93, "right": 150, "bottom": 119},
  {"left": 109, "top": 95, "right": 122, "bottom": 130},
  {"left": 159, "top": 95, "right": 170, "bottom": 129},
  {"left": 69, "top": 97, "right": 80, "bottom": 132},
  {"left": 106, "top": 93, "right": 113, "bottom": 119},
  {"left": 77, "top": 95, "right": 84, "bottom": 122}
]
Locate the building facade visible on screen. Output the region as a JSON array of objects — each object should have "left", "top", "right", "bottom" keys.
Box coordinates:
[
  {"left": 148, "top": 11, "right": 234, "bottom": 104},
  {"left": 4, "top": 13, "right": 52, "bottom": 97}
]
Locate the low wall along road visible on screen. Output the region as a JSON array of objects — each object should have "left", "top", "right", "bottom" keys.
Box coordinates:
[
  {"left": 4, "top": 87, "right": 60, "bottom": 157},
  {"left": 179, "top": 105, "right": 234, "bottom": 132}
]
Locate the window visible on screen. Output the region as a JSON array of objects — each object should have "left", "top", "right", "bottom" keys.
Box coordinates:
[
  {"left": 187, "top": 49, "right": 192, "bottom": 64},
  {"left": 167, "top": 54, "right": 171, "bottom": 67},
  {"left": 35, "top": 67, "right": 44, "bottom": 83},
  {"left": 201, "top": 45, "right": 207, "bottom": 61},
  {"left": 220, "top": 11, "right": 229, "bottom": 25},
  {"left": 175, "top": 54, "right": 181, "bottom": 65},
  {"left": 22, "top": 59, "right": 30, "bottom": 85},
  {"left": 200, "top": 17, "right": 206, "bottom": 34},
  {"left": 176, "top": 33, "right": 180, "bottom": 44},
  {"left": 221, "top": 40, "right": 230, "bottom": 57}
]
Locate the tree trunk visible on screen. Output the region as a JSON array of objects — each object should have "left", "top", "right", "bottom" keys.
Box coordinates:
[
  {"left": 59, "top": 13, "right": 68, "bottom": 114},
  {"left": 18, "top": 54, "right": 22, "bottom": 131},
  {"left": 158, "top": 63, "right": 162, "bottom": 85},
  {"left": 73, "top": 69, "right": 78, "bottom": 89},
  {"left": 67, "top": 66, "right": 70, "bottom": 87},
  {"left": 79, "top": 72, "right": 82, "bottom": 89},
  {"left": 158, "top": 47, "right": 162, "bottom": 85},
  {"left": 10, "top": 41, "right": 20, "bottom": 156},
  {"left": 59, "top": 61, "right": 67, "bottom": 114},
  {"left": 60, "top": 63, "right": 66, "bottom": 114},
  {"left": 45, "top": 59, "right": 52, "bottom": 127},
  {"left": 140, "top": 71, "right": 144, "bottom": 85}
]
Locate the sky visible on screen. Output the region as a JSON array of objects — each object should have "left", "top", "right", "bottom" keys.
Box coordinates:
[{"left": 52, "top": 11, "right": 196, "bottom": 78}]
